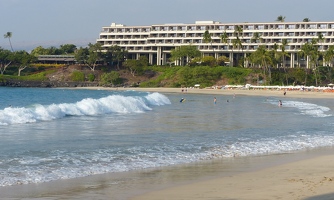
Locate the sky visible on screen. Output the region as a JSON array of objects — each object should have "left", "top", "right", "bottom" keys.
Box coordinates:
[{"left": 1, "top": 0, "right": 334, "bottom": 51}]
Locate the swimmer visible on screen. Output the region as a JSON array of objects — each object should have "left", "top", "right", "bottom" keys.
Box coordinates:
[
  {"left": 214, "top": 97, "right": 217, "bottom": 104},
  {"left": 278, "top": 100, "right": 282, "bottom": 106}
]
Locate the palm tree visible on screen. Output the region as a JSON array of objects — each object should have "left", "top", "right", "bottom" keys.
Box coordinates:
[
  {"left": 276, "top": 15, "right": 286, "bottom": 22},
  {"left": 251, "top": 32, "right": 262, "bottom": 44},
  {"left": 220, "top": 31, "right": 231, "bottom": 65},
  {"left": 234, "top": 25, "right": 244, "bottom": 66},
  {"left": 317, "top": 32, "right": 325, "bottom": 66},
  {"left": 303, "top": 18, "right": 311, "bottom": 22},
  {"left": 299, "top": 40, "right": 319, "bottom": 85},
  {"left": 324, "top": 45, "right": 334, "bottom": 67},
  {"left": 280, "top": 39, "right": 290, "bottom": 85},
  {"left": 272, "top": 43, "right": 280, "bottom": 68},
  {"left": 324, "top": 46, "right": 334, "bottom": 83},
  {"left": 4, "top": 32, "right": 14, "bottom": 52},
  {"left": 203, "top": 30, "right": 212, "bottom": 56},
  {"left": 220, "top": 31, "right": 229, "bottom": 49},
  {"left": 280, "top": 38, "right": 289, "bottom": 68},
  {"left": 250, "top": 45, "right": 272, "bottom": 84}
]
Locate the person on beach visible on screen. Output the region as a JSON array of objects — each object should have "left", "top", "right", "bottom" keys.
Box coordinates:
[
  {"left": 284, "top": 91, "right": 286, "bottom": 96},
  {"left": 214, "top": 97, "right": 217, "bottom": 104}
]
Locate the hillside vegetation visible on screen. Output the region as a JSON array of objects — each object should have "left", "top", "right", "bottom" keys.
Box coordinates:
[{"left": 1, "top": 63, "right": 333, "bottom": 88}]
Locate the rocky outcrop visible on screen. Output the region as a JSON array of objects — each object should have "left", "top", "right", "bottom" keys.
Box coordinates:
[{"left": 0, "top": 79, "right": 100, "bottom": 88}]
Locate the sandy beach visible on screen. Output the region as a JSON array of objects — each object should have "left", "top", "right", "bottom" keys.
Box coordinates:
[
  {"left": 86, "top": 86, "right": 334, "bottom": 99},
  {"left": 130, "top": 152, "right": 334, "bottom": 200}
]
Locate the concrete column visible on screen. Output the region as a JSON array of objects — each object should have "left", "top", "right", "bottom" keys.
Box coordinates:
[
  {"left": 229, "top": 52, "right": 233, "bottom": 66},
  {"left": 290, "top": 53, "right": 294, "bottom": 68},
  {"left": 157, "top": 47, "right": 162, "bottom": 65},
  {"left": 148, "top": 53, "right": 153, "bottom": 65},
  {"left": 161, "top": 53, "right": 167, "bottom": 65}
]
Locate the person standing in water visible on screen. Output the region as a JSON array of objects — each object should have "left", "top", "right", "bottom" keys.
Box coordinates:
[
  {"left": 214, "top": 97, "right": 217, "bottom": 104},
  {"left": 279, "top": 100, "right": 282, "bottom": 107}
]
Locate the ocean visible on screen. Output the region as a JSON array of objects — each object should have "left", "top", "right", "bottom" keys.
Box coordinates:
[{"left": 0, "top": 87, "right": 333, "bottom": 198}]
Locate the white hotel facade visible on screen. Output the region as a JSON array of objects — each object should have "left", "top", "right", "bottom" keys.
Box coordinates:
[{"left": 97, "top": 21, "right": 334, "bottom": 67}]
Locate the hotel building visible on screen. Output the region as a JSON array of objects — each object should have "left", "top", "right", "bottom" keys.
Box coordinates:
[{"left": 97, "top": 21, "right": 334, "bottom": 68}]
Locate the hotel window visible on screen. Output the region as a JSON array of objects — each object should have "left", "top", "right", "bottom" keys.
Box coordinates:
[
  {"left": 308, "top": 24, "right": 316, "bottom": 29},
  {"left": 319, "top": 24, "right": 327, "bottom": 29}
]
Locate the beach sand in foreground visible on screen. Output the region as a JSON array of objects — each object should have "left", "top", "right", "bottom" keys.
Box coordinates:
[
  {"left": 1, "top": 148, "right": 333, "bottom": 200},
  {"left": 130, "top": 151, "right": 334, "bottom": 200}
]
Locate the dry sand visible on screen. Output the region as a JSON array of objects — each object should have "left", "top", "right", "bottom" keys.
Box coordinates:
[{"left": 85, "top": 86, "right": 334, "bottom": 99}]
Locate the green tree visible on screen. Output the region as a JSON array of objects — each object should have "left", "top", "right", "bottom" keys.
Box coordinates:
[
  {"left": 31, "top": 46, "right": 49, "bottom": 57},
  {"left": 324, "top": 45, "right": 334, "bottom": 67},
  {"left": 60, "top": 44, "right": 77, "bottom": 54},
  {"left": 100, "top": 71, "right": 122, "bottom": 86},
  {"left": 170, "top": 45, "right": 200, "bottom": 65},
  {"left": 75, "top": 43, "right": 103, "bottom": 71},
  {"left": 0, "top": 48, "right": 13, "bottom": 75},
  {"left": 201, "top": 56, "right": 216, "bottom": 67},
  {"left": 299, "top": 39, "right": 319, "bottom": 85},
  {"left": 276, "top": 15, "right": 286, "bottom": 22},
  {"left": 217, "top": 56, "right": 229, "bottom": 66},
  {"left": 303, "top": 18, "right": 311, "bottom": 22},
  {"left": 280, "top": 38, "right": 290, "bottom": 68},
  {"left": 4, "top": 32, "right": 14, "bottom": 52},
  {"left": 234, "top": 25, "right": 244, "bottom": 66},
  {"left": 220, "top": 31, "right": 231, "bottom": 65},
  {"left": 220, "top": 31, "right": 229, "bottom": 48},
  {"left": 251, "top": 32, "right": 262, "bottom": 44},
  {"left": 13, "top": 50, "right": 36, "bottom": 76},
  {"left": 74, "top": 47, "right": 89, "bottom": 65},
  {"left": 202, "top": 30, "right": 212, "bottom": 55},
  {"left": 104, "top": 45, "right": 128, "bottom": 70},
  {"left": 124, "top": 56, "right": 148, "bottom": 76},
  {"left": 249, "top": 45, "right": 272, "bottom": 83}
]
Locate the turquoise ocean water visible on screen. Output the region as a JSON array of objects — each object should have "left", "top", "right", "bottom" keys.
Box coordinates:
[{"left": 0, "top": 87, "right": 333, "bottom": 188}]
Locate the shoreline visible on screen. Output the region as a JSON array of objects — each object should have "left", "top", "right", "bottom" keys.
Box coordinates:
[{"left": 80, "top": 86, "right": 334, "bottom": 99}]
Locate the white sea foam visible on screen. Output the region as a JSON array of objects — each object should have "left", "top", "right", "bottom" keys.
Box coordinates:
[
  {"left": 269, "top": 99, "right": 332, "bottom": 117},
  {"left": 0, "top": 92, "right": 170, "bottom": 125},
  {"left": 1, "top": 132, "right": 334, "bottom": 187}
]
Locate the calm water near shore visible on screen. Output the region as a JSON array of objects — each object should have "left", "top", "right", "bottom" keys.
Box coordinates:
[{"left": 0, "top": 87, "right": 334, "bottom": 199}]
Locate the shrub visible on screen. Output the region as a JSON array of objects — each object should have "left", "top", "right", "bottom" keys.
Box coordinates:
[
  {"left": 88, "top": 74, "right": 95, "bottom": 82},
  {"left": 100, "top": 71, "right": 122, "bottom": 86},
  {"left": 70, "top": 71, "right": 85, "bottom": 81}
]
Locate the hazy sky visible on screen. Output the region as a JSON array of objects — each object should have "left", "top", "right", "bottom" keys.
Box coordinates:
[{"left": 1, "top": 0, "right": 334, "bottom": 51}]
